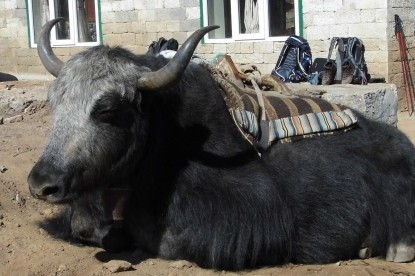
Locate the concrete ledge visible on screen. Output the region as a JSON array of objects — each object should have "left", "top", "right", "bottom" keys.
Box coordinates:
[{"left": 286, "top": 83, "right": 398, "bottom": 126}]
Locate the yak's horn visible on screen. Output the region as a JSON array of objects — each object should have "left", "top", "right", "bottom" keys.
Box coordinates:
[
  {"left": 137, "top": 25, "right": 219, "bottom": 90},
  {"left": 37, "top": 18, "right": 65, "bottom": 77}
]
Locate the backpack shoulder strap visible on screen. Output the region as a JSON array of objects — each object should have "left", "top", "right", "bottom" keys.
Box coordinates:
[
  {"left": 327, "top": 37, "right": 339, "bottom": 62},
  {"left": 274, "top": 39, "right": 291, "bottom": 69},
  {"left": 347, "top": 37, "right": 367, "bottom": 84}
]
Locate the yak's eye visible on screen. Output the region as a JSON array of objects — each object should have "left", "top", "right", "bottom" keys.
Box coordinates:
[{"left": 92, "top": 96, "right": 135, "bottom": 128}]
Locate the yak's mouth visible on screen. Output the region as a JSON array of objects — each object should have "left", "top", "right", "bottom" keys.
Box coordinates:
[{"left": 102, "top": 188, "right": 132, "bottom": 222}]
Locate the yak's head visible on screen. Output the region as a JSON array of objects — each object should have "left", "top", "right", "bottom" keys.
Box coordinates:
[{"left": 28, "top": 18, "right": 218, "bottom": 204}]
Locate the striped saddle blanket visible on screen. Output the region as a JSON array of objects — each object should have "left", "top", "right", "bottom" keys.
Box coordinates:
[
  {"left": 231, "top": 92, "right": 358, "bottom": 150},
  {"left": 200, "top": 56, "right": 359, "bottom": 152}
]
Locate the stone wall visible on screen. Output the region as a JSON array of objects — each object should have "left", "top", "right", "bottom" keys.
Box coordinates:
[{"left": 0, "top": 0, "right": 414, "bottom": 109}]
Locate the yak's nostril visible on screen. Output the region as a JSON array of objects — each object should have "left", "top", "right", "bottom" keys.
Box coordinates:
[{"left": 42, "top": 186, "right": 60, "bottom": 197}]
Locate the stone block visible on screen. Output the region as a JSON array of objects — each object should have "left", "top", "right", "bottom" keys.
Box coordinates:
[
  {"left": 157, "top": 32, "right": 174, "bottom": 40},
  {"left": 226, "top": 42, "right": 241, "bottom": 54},
  {"left": 312, "top": 12, "right": 336, "bottom": 25},
  {"left": 287, "top": 83, "right": 399, "bottom": 125},
  {"left": 233, "top": 53, "right": 264, "bottom": 64},
  {"left": 349, "top": 22, "right": 387, "bottom": 39},
  {"left": 337, "top": 10, "right": 361, "bottom": 24},
  {"left": 133, "top": 0, "right": 145, "bottom": 10},
  {"left": 103, "top": 34, "right": 120, "bottom": 46},
  {"left": 122, "top": 33, "right": 136, "bottom": 44},
  {"left": 165, "top": 21, "right": 181, "bottom": 32},
  {"left": 142, "top": 32, "right": 158, "bottom": 45},
  {"left": 101, "top": 11, "right": 116, "bottom": 24},
  {"left": 156, "top": 22, "right": 167, "bottom": 32},
  {"left": 196, "top": 43, "right": 214, "bottom": 54},
  {"left": 172, "top": 31, "right": 187, "bottom": 44},
  {"left": 114, "top": 11, "right": 137, "bottom": 22},
  {"left": 112, "top": 0, "right": 134, "bottom": 12},
  {"left": 16, "top": 0, "right": 26, "bottom": 9},
  {"left": 165, "top": 0, "right": 180, "bottom": 8},
  {"left": 186, "top": 7, "right": 200, "bottom": 20},
  {"left": 305, "top": 25, "right": 331, "bottom": 40},
  {"left": 138, "top": 9, "right": 157, "bottom": 22},
  {"left": 273, "top": 43, "right": 284, "bottom": 54},
  {"left": 157, "top": 8, "right": 186, "bottom": 21},
  {"left": 365, "top": 50, "right": 388, "bottom": 63},
  {"left": 100, "top": 2, "right": 112, "bottom": 12},
  {"left": 146, "top": 21, "right": 159, "bottom": 32},
  {"left": 4, "top": 0, "right": 17, "bottom": 10},
  {"left": 180, "top": 0, "right": 199, "bottom": 7},
  {"left": 302, "top": 0, "right": 324, "bottom": 14},
  {"left": 213, "top": 43, "right": 227, "bottom": 54},
  {"left": 323, "top": 0, "right": 343, "bottom": 12},
  {"left": 375, "top": 9, "right": 388, "bottom": 22},
  {"left": 254, "top": 41, "right": 274, "bottom": 54},
  {"left": 254, "top": 64, "right": 270, "bottom": 74},
  {"left": 343, "top": 0, "right": 386, "bottom": 10},
  {"left": 263, "top": 53, "right": 277, "bottom": 65},
  {"left": 180, "top": 19, "right": 199, "bottom": 32},
  {"left": 363, "top": 38, "right": 388, "bottom": 51},
  {"left": 241, "top": 42, "right": 254, "bottom": 54},
  {"left": 11, "top": 9, "right": 26, "bottom": 19}
]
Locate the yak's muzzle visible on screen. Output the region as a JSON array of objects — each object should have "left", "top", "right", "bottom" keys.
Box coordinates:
[{"left": 27, "top": 160, "right": 69, "bottom": 203}]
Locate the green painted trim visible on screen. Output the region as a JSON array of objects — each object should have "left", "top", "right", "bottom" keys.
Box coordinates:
[
  {"left": 199, "top": 0, "right": 205, "bottom": 44},
  {"left": 25, "top": 0, "right": 32, "bottom": 48},
  {"left": 97, "top": 0, "right": 103, "bottom": 44},
  {"left": 298, "top": 0, "right": 304, "bottom": 37}
]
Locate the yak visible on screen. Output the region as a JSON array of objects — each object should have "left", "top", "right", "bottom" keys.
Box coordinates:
[{"left": 28, "top": 18, "right": 415, "bottom": 270}]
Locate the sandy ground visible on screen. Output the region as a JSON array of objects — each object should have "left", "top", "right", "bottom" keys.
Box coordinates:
[{"left": 1, "top": 81, "right": 415, "bottom": 275}]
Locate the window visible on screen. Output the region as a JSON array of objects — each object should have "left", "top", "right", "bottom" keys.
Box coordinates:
[
  {"left": 202, "top": 0, "right": 300, "bottom": 42},
  {"left": 27, "top": 0, "right": 101, "bottom": 47}
]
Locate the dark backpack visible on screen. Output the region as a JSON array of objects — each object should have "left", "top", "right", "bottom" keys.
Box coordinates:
[
  {"left": 326, "top": 37, "right": 369, "bottom": 84},
  {"left": 147, "top": 37, "right": 179, "bottom": 55},
  {"left": 271, "top": 35, "right": 312, "bottom": 83}
]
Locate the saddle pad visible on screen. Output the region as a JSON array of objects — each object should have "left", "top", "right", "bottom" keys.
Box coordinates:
[{"left": 199, "top": 57, "right": 358, "bottom": 151}]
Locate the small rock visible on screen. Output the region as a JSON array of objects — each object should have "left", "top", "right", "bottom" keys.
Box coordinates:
[
  {"left": 0, "top": 214, "right": 4, "bottom": 219},
  {"left": 9, "top": 99, "right": 31, "bottom": 113},
  {"left": 103, "top": 260, "right": 132, "bottom": 273},
  {"left": 58, "top": 264, "right": 67, "bottom": 272},
  {"left": 4, "top": 115, "right": 23, "bottom": 124},
  {"left": 0, "top": 221, "right": 4, "bottom": 226},
  {"left": 169, "top": 260, "right": 193, "bottom": 269},
  {"left": 6, "top": 84, "right": 14, "bottom": 90},
  {"left": 14, "top": 192, "right": 26, "bottom": 205},
  {"left": 39, "top": 228, "right": 47, "bottom": 235},
  {"left": 0, "top": 117, "right": 3, "bottom": 124},
  {"left": 335, "top": 261, "right": 342, "bottom": 266},
  {"left": 0, "top": 166, "right": 6, "bottom": 173}
]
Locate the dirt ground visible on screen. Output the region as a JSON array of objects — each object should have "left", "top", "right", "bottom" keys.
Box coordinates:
[{"left": 1, "top": 81, "right": 415, "bottom": 276}]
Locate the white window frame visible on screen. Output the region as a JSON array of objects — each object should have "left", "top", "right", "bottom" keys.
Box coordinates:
[
  {"left": 27, "top": 0, "right": 101, "bottom": 48},
  {"left": 202, "top": 0, "right": 300, "bottom": 43}
]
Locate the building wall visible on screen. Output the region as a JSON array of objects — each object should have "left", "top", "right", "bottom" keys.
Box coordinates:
[{"left": 0, "top": 0, "right": 414, "bottom": 108}]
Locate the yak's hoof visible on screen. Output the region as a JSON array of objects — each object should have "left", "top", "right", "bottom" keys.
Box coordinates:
[
  {"left": 386, "top": 243, "right": 415, "bottom": 263},
  {"left": 358, "top": 247, "right": 372, "bottom": 259}
]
